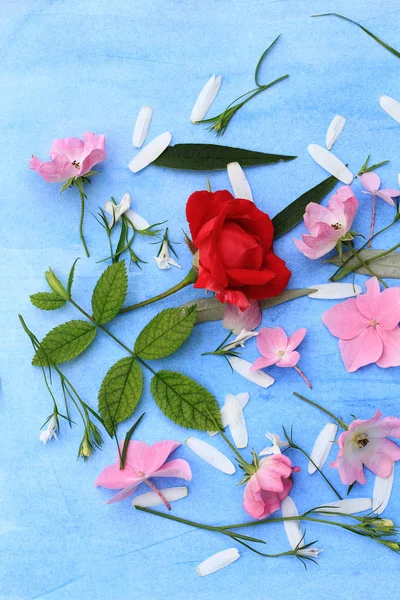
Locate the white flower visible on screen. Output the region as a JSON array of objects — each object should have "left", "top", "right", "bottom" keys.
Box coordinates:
[
  {"left": 259, "top": 432, "right": 289, "bottom": 456},
  {"left": 104, "top": 192, "right": 150, "bottom": 231},
  {"left": 222, "top": 329, "right": 258, "bottom": 352},
  {"left": 190, "top": 75, "right": 222, "bottom": 124},
  {"left": 39, "top": 416, "right": 58, "bottom": 445},
  {"left": 325, "top": 114, "right": 346, "bottom": 150},
  {"left": 297, "top": 547, "right": 323, "bottom": 558},
  {"left": 154, "top": 239, "right": 182, "bottom": 270}
]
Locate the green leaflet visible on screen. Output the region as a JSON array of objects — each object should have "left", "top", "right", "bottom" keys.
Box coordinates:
[
  {"left": 326, "top": 249, "right": 400, "bottom": 279},
  {"left": 272, "top": 175, "right": 338, "bottom": 239},
  {"left": 32, "top": 320, "right": 96, "bottom": 366},
  {"left": 134, "top": 306, "right": 197, "bottom": 360},
  {"left": 67, "top": 258, "right": 80, "bottom": 296},
  {"left": 30, "top": 292, "right": 66, "bottom": 311},
  {"left": 182, "top": 288, "right": 315, "bottom": 323},
  {"left": 92, "top": 261, "right": 128, "bottom": 325},
  {"left": 98, "top": 357, "right": 143, "bottom": 436},
  {"left": 153, "top": 143, "right": 296, "bottom": 171},
  {"left": 151, "top": 370, "right": 222, "bottom": 431}
]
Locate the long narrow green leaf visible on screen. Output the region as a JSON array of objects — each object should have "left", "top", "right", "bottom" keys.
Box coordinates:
[
  {"left": 312, "top": 13, "right": 400, "bottom": 59},
  {"left": 272, "top": 175, "right": 338, "bottom": 239},
  {"left": 120, "top": 412, "right": 145, "bottom": 469},
  {"left": 254, "top": 34, "right": 281, "bottom": 86}
]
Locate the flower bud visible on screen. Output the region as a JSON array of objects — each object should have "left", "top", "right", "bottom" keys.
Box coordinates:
[
  {"left": 382, "top": 541, "right": 400, "bottom": 551},
  {"left": 45, "top": 268, "right": 69, "bottom": 299}
]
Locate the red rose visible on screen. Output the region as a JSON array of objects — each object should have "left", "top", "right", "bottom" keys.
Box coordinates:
[{"left": 186, "top": 190, "right": 291, "bottom": 310}]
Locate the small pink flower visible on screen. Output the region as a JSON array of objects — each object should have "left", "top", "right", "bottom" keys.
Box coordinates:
[
  {"left": 331, "top": 411, "right": 400, "bottom": 485},
  {"left": 95, "top": 440, "right": 192, "bottom": 505},
  {"left": 30, "top": 132, "right": 106, "bottom": 183},
  {"left": 243, "top": 454, "right": 300, "bottom": 519},
  {"left": 322, "top": 277, "right": 400, "bottom": 372},
  {"left": 251, "top": 326, "right": 311, "bottom": 387},
  {"left": 294, "top": 186, "right": 358, "bottom": 259},
  {"left": 360, "top": 172, "right": 400, "bottom": 207}
]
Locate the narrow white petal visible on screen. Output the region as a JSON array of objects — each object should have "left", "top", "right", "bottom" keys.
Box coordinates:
[
  {"left": 373, "top": 469, "right": 395, "bottom": 515},
  {"left": 154, "top": 256, "right": 170, "bottom": 270},
  {"left": 208, "top": 393, "right": 250, "bottom": 437},
  {"left": 124, "top": 209, "right": 150, "bottom": 231},
  {"left": 326, "top": 114, "right": 346, "bottom": 150},
  {"left": 190, "top": 75, "right": 222, "bottom": 124},
  {"left": 227, "top": 162, "right": 253, "bottom": 201},
  {"left": 225, "top": 394, "right": 248, "bottom": 449},
  {"left": 316, "top": 498, "right": 372, "bottom": 515},
  {"left": 133, "top": 486, "right": 188, "bottom": 508},
  {"left": 379, "top": 95, "right": 400, "bottom": 123},
  {"left": 297, "top": 547, "right": 323, "bottom": 558},
  {"left": 308, "top": 283, "right": 362, "bottom": 299},
  {"left": 167, "top": 257, "right": 182, "bottom": 269},
  {"left": 133, "top": 106, "right": 153, "bottom": 148},
  {"left": 227, "top": 357, "right": 275, "bottom": 389},
  {"left": 186, "top": 437, "right": 236, "bottom": 474},
  {"left": 196, "top": 548, "right": 239, "bottom": 577},
  {"left": 281, "top": 496, "right": 304, "bottom": 549},
  {"left": 308, "top": 144, "right": 353, "bottom": 185},
  {"left": 308, "top": 423, "right": 338, "bottom": 474},
  {"left": 128, "top": 131, "right": 171, "bottom": 173},
  {"left": 119, "top": 192, "right": 132, "bottom": 215}
]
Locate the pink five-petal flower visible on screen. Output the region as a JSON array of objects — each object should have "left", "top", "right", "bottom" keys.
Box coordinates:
[
  {"left": 294, "top": 186, "right": 359, "bottom": 259},
  {"left": 322, "top": 277, "right": 400, "bottom": 372},
  {"left": 95, "top": 440, "right": 192, "bottom": 505},
  {"left": 243, "top": 454, "right": 300, "bottom": 519},
  {"left": 331, "top": 410, "right": 400, "bottom": 485},
  {"left": 30, "top": 132, "right": 106, "bottom": 183},
  {"left": 360, "top": 172, "right": 400, "bottom": 207}
]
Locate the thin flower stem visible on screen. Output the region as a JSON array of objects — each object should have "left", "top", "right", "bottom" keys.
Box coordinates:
[
  {"left": 143, "top": 480, "right": 171, "bottom": 510},
  {"left": 219, "top": 428, "right": 250, "bottom": 467},
  {"left": 368, "top": 194, "right": 377, "bottom": 248},
  {"left": 293, "top": 365, "right": 312, "bottom": 389},
  {"left": 75, "top": 179, "right": 90, "bottom": 257},
  {"left": 119, "top": 268, "right": 198, "bottom": 314},
  {"left": 344, "top": 242, "right": 388, "bottom": 288},
  {"left": 363, "top": 242, "right": 400, "bottom": 264},
  {"left": 292, "top": 392, "right": 348, "bottom": 430}
]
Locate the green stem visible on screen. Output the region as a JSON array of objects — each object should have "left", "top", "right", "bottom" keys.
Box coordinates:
[
  {"left": 75, "top": 178, "right": 90, "bottom": 257},
  {"left": 119, "top": 268, "right": 198, "bottom": 314},
  {"left": 344, "top": 242, "right": 388, "bottom": 288},
  {"left": 363, "top": 242, "right": 400, "bottom": 264},
  {"left": 293, "top": 392, "right": 348, "bottom": 430}
]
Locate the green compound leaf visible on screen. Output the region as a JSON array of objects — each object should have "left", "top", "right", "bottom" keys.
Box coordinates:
[
  {"left": 151, "top": 370, "right": 222, "bottom": 431},
  {"left": 92, "top": 261, "right": 128, "bottom": 325},
  {"left": 98, "top": 357, "right": 143, "bottom": 436},
  {"left": 134, "top": 306, "right": 197, "bottom": 360},
  {"left": 32, "top": 320, "right": 96, "bottom": 366},
  {"left": 30, "top": 292, "right": 66, "bottom": 311}
]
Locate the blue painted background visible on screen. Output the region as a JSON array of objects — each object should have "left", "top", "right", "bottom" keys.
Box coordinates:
[{"left": 1, "top": 1, "right": 400, "bottom": 598}]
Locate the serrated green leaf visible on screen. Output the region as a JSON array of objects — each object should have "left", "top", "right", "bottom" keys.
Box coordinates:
[
  {"left": 325, "top": 249, "right": 400, "bottom": 279},
  {"left": 98, "top": 357, "right": 143, "bottom": 435},
  {"left": 92, "top": 261, "right": 128, "bottom": 324},
  {"left": 67, "top": 258, "right": 80, "bottom": 296},
  {"left": 153, "top": 143, "right": 296, "bottom": 171},
  {"left": 32, "top": 320, "right": 96, "bottom": 366},
  {"left": 272, "top": 175, "right": 338, "bottom": 239},
  {"left": 134, "top": 306, "right": 197, "bottom": 359},
  {"left": 30, "top": 292, "right": 66, "bottom": 311},
  {"left": 151, "top": 370, "right": 222, "bottom": 431}
]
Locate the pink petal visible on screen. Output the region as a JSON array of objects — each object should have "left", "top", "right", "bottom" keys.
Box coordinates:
[
  {"left": 222, "top": 299, "right": 261, "bottom": 335},
  {"left": 376, "top": 327, "right": 400, "bottom": 368},
  {"left": 360, "top": 172, "right": 380, "bottom": 193},
  {"left": 356, "top": 277, "right": 380, "bottom": 320},
  {"left": 106, "top": 481, "right": 141, "bottom": 505},
  {"left": 251, "top": 356, "right": 277, "bottom": 371},
  {"left": 152, "top": 458, "right": 192, "bottom": 480},
  {"left": 331, "top": 185, "right": 356, "bottom": 202},
  {"left": 80, "top": 148, "right": 106, "bottom": 176},
  {"left": 50, "top": 137, "right": 85, "bottom": 161},
  {"left": 362, "top": 438, "right": 400, "bottom": 478},
  {"left": 137, "top": 440, "right": 181, "bottom": 475},
  {"left": 342, "top": 194, "right": 359, "bottom": 231},
  {"left": 322, "top": 298, "right": 369, "bottom": 339},
  {"left": 83, "top": 131, "right": 106, "bottom": 153},
  {"left": 303, "top": 202, "right": 333, "bottom": 235},
  {"left": 30, "top": 154, "right": 77, "bottom": 183},
  {"left": 286, "top": 328, "right": 307, "bottom": 353},
  {"left": 256, "top": 327, "right": 288, "bottom": 357},
  {"left": 327, "top": 187, "right": 358, "bottom": 230},
  {"left": 332, "top": 445, "right": 367, "bottom": 485},
  {"left": 365, "top": 413, "right": 400, "bottom": 438},
  {"left": 94, "top": 463, "right": 139, "bottom": 490},
  {"left": 243, "top": 476, "right": 265, "bottom": 519},
  {"left": 339, "top": 327, "right": 383, "bottom": 372},
  {"left": 276, "top": 350, "right": 300, "bottom": 367},
  {"left": 377, "top": 287, "right": 400, "bottom": 330},
  {"left": 294, "top": 222, "right": 341, "bottom": 260},
  {"left": 376, "top": 191, "right": 395, "bottom": 206}
]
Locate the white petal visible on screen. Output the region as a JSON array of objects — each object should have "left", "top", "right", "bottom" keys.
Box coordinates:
[
  {"left": 167, "top": 257, "right": 182, "bottom": 269},
  {"left": 154, "top": 255, "right": 170, "bottom": 270},
  {"left": 133, "top": 486, "right": 188, "bottom": 508},
  {"left": 190, "top": 75, "right": 222, "bottom": 124},
  {"left": 281, "top": 496, "right": 304, "bottom": 549},
  {"left": 124, "top": 209, "right": 150, "bottom": 231},
  {"left": 308, "top": 144, "right": 353, "bottom": 185},
  {"left": 128, "top": 131, "right": 172, "bottom": 173},
  {"left": 308, "top": 283, "right": 362, "bottom": 299},
  {"left": 224, "top": 393, "right": 248, "bottom": 449},
  {"left": 379, "top": 95, "right": 400, "bottom": 123},
  {"left": 119, "top": 192, "right": 132, "bottom": 214},
  {"left": 133, "top": 106, "right": 153, "bottom": 148},
  {"left": 186, "top": 437, "right": 236, "bottom": 474},
  {"left": 326, "top": 115, "right": 346, "bottom": 150},
  {"left": 227, "top": 357, "right": 275, "bottom": 389},
  {"left": 227, "top": 162, "right": 253, "bottom": 201},
  {"left": 308, "top": 422, "right": 338, "bottom": 474},
  {"left": 316, "top": 498, "right": 372, "bottom": 515},
  {"left": 196, "top": 548, "right": 239, "bottom": 577},
  {"left": 373, "top": 469, "right": 395, "bottom": 515},
  {"left": 297, "top": 547, "right": 323, "bottom": 558}
]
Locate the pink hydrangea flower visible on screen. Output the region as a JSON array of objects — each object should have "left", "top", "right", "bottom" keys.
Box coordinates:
[
  {"left": 243, "top": 454, "right": 300, "bottom": 519},
  {"left": 294, "top": 186, "right": 358, "bottom": 259},
  {"left": 30, "top": 132, "right": 106, "bottom": 183},
  {"left": 322, "top": 277, "right": 400, "bottom": 372},
  {"left": 360, "top": 172, "right": 400, "bottom": 207},
  {"left": 95, "top": 440, "right": 192, "bottom": 505},
  {"left": 331, "top": 410, "right": 400, "bottom": 485}
]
